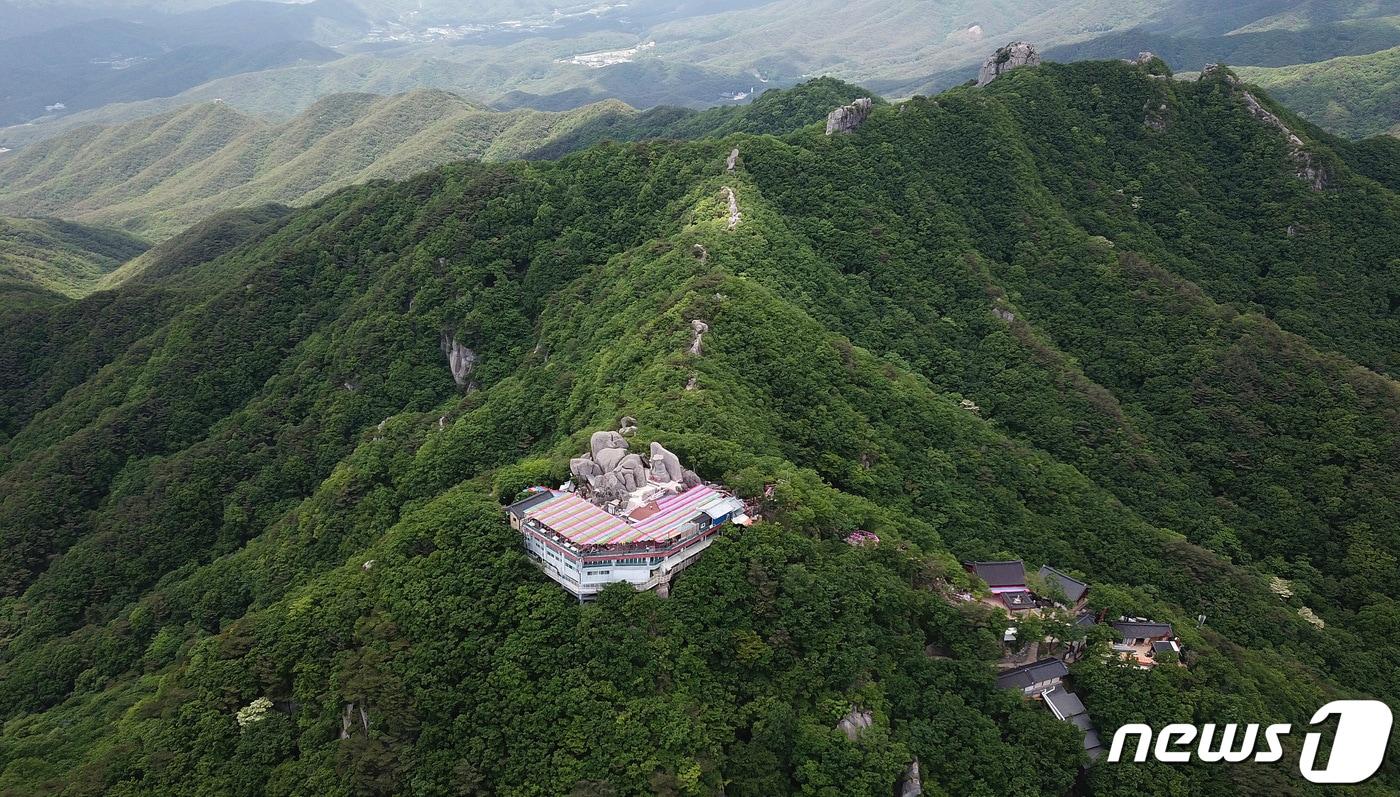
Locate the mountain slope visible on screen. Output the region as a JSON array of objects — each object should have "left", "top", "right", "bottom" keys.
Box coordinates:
[
  {"left": 1234, "top": 46, "right": 1400, "bottom": 138},
  {"left": 2, "top": 59, "right": 1400, "bottom": 795},
  {"left": 0, "top": 79, "right": 872, "bottom": 243},
  {"left": 0, "top": 217, "right": 148, "bottom": 306}
]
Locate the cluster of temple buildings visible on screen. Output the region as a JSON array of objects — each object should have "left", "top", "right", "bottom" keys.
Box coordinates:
[
  {"left": 507, "top": 424, "right": 748, "bottom": 600},
  {"left": 965, "top": 558, "right": 1183, "bottom": 763}
]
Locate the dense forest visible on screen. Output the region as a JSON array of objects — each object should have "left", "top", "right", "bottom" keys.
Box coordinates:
[{"left": 1, "top": 58, "right": 1399, "bottom": 795}]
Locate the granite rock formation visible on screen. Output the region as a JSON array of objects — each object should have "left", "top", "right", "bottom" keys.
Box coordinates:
[
  {"left": 689, "top": 319, "right": 709, "bottom": 355},
  {"left": 439, "top": 332, "right": 477, "bottom": 388},
  {"left": 722, "top": 187, "right": 742, "bottom": 229},
  {"left": 825, "top": 97, "right": 872, "bottom": 134},
  {"left": 837, "top": 706, "right": 874, "bottom": 741},
  {"left": 1202, "top": 64, "right": 1331, "bottom": 190},
  {"left": 650, "top": 442, "right": 685, "bottom": 483},
  {"left": 977, "top": 42, "right": 1040, "bottom": 87},
  {"left": 590, "top": 430, "right": 628, "bottom": 458}
]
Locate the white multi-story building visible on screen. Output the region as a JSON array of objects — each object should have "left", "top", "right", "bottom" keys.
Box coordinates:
[{"left": 507, "top": 484, "right": 747, "bottom": 600}]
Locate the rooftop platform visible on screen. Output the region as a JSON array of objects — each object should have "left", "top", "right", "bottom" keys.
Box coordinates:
[{"left": 517, "top": 484, "right": 744, "bottom": 548}]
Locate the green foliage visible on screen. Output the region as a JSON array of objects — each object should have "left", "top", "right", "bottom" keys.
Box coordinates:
[
  {"left": 0, "top": 80, "right": 871, "bottom": 245},
  {"left": 0, "top": 216, "right": 147, "bottom": 299},
  {"left": 1236, "top": 46, "right": 1400, "bottom": 138},
  {"left": 3, "top": 59, "right": 1400, "bottom": 795}
]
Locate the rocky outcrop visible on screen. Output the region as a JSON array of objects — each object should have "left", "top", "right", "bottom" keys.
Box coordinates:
[
  {"left": 837, "top": 706, "right": 874, "bottom": 741},
  {"left": 590, "top": 430, "right": 628, "bottom": 458},
  {"left": 619, "top": 415, "right": 638, "bottom": 436},
  {"left": 571, "top": 424, "right": 708, "bottom": 504},
  {"left": 825, "top": 97, "right": 873, "bottom": 134},
  {"left": 439, "top": 332, "right": 477, "bottom": 388},
  {"left": 340, "top": 702, "right": 370, "bottom": 739},
  {"left": 595, "top": 446, "right": 628, "bottom": 472},
  {"left": 570, "top": 456, "right": 603, "bottom": 481},
  {"left": 689, "top": 319, "right": 709, "bottom": 355},
  {"left": 615, "top": 454, "right": 647, "bottom": 490},
  {"left": 722, "top": 187, "right": 741, "bottom": 229},
  {"left": 977, "top": 42, "right": 1040, "bottom": 87},
  {"left": 726, "top": 147, "right": 740, "bottom": 173},
  {"left": 897, "top": 758, "right": 923, "bottom": 797},
  {"left": 650, "top": 441, "right": 685, "bottom": 483},
  {"left": 1202, "top": 64, "right": 1331, "bottom": 190}
]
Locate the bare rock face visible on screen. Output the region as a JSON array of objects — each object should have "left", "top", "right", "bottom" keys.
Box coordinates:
[
  {"left": 977, "top": 42, "right": 1040, "bottom": 87},
  {"left": 594, "top": 446, "right": 628, "bottom": 473},
  {"left": 726, "top": 147, "right": 740, "bottom": 173},
  {"left": 897, "top": 758, "right": 923, "bottom": 797},
  {"left": 439, "top": 332, "right": 477, "bottom": 388},
  {"left": 618, "top": 415, "right": 638, "bottom": 436},
  {"left": 615, "top": 454, "right": 648, "bottom": 491},
  {"left": 722, "top": 187, "right": 742, "bottom": 230},
  {"left": 590, "top": 430, "right": 628, "bottom": 458},
  {"left": 650, "top": 441, "right": 685, "bottom": 483},
  {"left": 591, "top": 472, "right": 628, "bottom": 503},
  {"left": 570, "top": 456, "right": 603, "bottom": 481},
  {"left": 837, "top": 706, "right": 874, "bottom": 741},
  {"left": 681, "top": 469, "right": 703, "bottom": 488},
  {"left": 825, "top": 97, "right": 872, "bottom": 135},
  {"left": 689, "top": 319, "right": 709, "bottom": 355}
]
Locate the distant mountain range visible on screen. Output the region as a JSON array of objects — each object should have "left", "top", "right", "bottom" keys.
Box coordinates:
[
  {"left": 0, "top": 0, "right": 365, "bottom": 126},
  {"left": 6, "top": 0, "right": 1400, "bottom": 149},
  {"left": 0, "top": 78, "right": 871, "bottom": 243}
]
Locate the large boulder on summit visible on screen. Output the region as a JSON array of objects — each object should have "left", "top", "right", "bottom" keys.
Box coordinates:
[
  {"left": 615, "top": 454, "right": 648, "bottom": 491},
  {"left": 977, "top": 42, "right": 1040, "bottom": 86},
  {"left": 590, "top": 430, "right": 628, "bottom": 458},
  {"left": 649, "top": 442, "right": 685, "bottom": 483},
  {"left": 594, "top": 446, "right": 628, "bottom": 473},
  {"left": 570, "top": 456, "right": 602, "bottom": 481}
]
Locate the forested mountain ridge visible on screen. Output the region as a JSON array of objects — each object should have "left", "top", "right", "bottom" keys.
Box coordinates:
[
  {"left": 1, "top": 57, "right": 1400, "bottom": 795},
  {"left": 0, "top": 78, "right": 871, "bottom": 245},
  {"left": 0, "top": 217, "right": 149, "bottom": 307},
  {"left": 1233, "top": 46, "right": 1400, "bottom": 138}
]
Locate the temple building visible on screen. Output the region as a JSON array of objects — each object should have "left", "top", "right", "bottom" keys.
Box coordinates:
[{"left": 506, "top": 424, "right": 748, "bottom": 599}]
